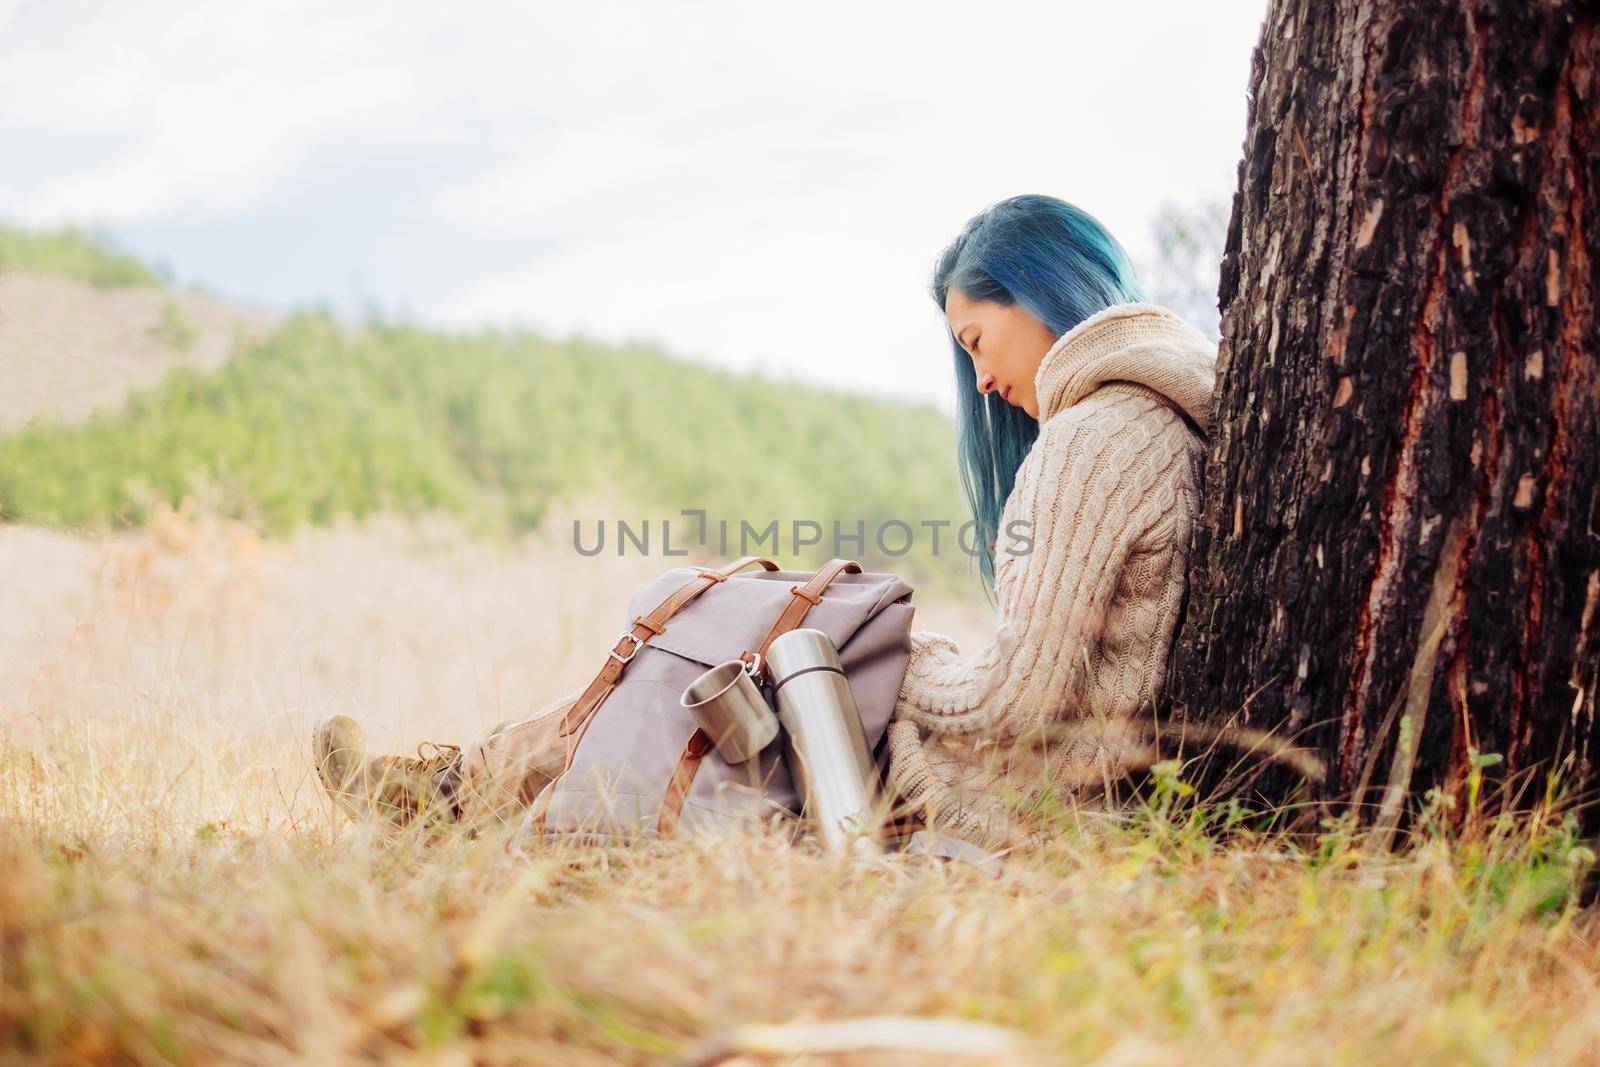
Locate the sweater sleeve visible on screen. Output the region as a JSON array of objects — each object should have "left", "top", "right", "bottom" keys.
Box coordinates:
[{"left": 895, "top": 400, "right": 1179, "bottom": 737}]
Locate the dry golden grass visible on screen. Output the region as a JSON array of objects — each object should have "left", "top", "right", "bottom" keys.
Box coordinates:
[{"left": 4, "top": 509, "right": 1600, "bottom": 1065}]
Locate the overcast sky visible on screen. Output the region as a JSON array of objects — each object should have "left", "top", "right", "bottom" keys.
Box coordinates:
[{"left": 0, "top": 1, "right": 1265, "bottom": 410}]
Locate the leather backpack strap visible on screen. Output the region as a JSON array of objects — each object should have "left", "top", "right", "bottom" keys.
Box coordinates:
[
  {"left": 557, "top": 554, "right": 780, "bottom": 737},
  {"left": 656, "top": 727, "right": 716, "bottom": 837},
  {"left": 738, "top": 558, "right": 863, "bottom": 679},
  {"left": 525, "top": 555, "right": 780, "bottom": 837},
  {"left": 658, "top": 558, "right": 862, "bottom": 837}
]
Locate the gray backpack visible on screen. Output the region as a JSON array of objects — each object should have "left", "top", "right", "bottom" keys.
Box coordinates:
[{"left": 519, "top": 555, "right": 916, "bottom": 843}]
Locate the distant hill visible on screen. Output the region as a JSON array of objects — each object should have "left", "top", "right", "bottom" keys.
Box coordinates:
[
  {"left": 0, "top": 225, "right": 982, "bottom": 594},
  {"left": 0, "top": 222, "right": 166, "bottom": 288},
  {"left": 0, "top": 273, "right": 278, "bottom": 431},
  {"left": 0, "top": 222, "right": 279, "bottom": 431}
]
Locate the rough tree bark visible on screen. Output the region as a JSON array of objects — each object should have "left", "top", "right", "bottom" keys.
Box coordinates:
[{"left": 1167, "top": 0, "right": 1600, "bottom": 825}]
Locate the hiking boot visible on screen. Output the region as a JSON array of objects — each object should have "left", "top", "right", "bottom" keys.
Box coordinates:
[{"left": 313, "top": 714, "right": 463, "bottom": 826}]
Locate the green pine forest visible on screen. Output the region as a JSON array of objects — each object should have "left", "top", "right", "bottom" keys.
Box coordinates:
[{"left": 0, "top": 224, "right": 983, "bottom": 595}]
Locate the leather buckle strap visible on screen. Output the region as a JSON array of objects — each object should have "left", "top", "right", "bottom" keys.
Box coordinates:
[
  {"left": 557, "top": 555, "right": 780, "bottom": 737},
  {"left": 608, "top": 613, "right": 665, "bottom": 665},
  {"left": 608, "top": 631, "right": 644, "bottom": 666},
  {"left": 741, "top": 559, "right": 862, "bottom": 680}
]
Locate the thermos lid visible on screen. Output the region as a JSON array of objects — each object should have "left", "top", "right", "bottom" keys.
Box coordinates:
[{"left": 764, "top": 627, "right": 843, "bottom": 686}]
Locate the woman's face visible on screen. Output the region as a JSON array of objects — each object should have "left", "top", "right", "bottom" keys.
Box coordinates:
[{"left": 943, "top": 287, "right": 1056, "bottom": 419}]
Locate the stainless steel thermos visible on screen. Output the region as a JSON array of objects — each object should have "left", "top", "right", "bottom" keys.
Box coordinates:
[
  {"left": 680, "top": 627, "right": 885, "bottom": 855},
  {"left": 763, "top": 627, "right": 886, "bottom": 856}
]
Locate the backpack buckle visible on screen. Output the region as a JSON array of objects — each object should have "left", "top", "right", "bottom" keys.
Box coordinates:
[{"left": 609, "top": 631, "right": 645, "bottom": 665}]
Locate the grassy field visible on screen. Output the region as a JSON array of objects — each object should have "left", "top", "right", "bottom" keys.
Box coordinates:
[
  {"left": 3, "top": 514, "right": 1600, "bottom": 1066},
  {"left": 5, "top": 229, "right": 1600, "bottom": 1064},
  {"left": 8, "top": 770, "right": 1596, "bottom": 1066}
]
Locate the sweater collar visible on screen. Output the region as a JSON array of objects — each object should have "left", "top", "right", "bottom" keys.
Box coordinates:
[{"left": 1033, "top": 301, "right": 1219, "bottom": 434}]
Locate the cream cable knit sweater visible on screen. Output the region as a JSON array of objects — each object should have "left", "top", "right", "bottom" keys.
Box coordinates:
[{"left": 885, "top": 301, "right": 1218, "bottom": 849}]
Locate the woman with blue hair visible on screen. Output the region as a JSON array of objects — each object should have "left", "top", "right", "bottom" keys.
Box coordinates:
[
  {"left": 313, "top": 193, "right": 1218, "bottom": 851},
  {"left": 884, "top": 193, "right": 1216, "bottom": 847}
]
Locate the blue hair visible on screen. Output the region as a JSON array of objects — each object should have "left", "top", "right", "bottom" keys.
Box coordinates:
[{"left": 930, "top": 194, "right": 1146, "bottom": 602}]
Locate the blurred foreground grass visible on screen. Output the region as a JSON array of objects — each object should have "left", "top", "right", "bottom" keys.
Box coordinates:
[
  {"left": 5, "top": 515, "right": 1598, "bottom": 1065},
  {"left": 5, "top": 717, "right": 1599, "bottom": 1066},
  {"left": 2, "top": 516, "right": 1599, "bottom": 1066}
]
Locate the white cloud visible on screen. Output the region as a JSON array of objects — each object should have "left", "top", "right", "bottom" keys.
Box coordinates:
[
  {"left": 0, "top": 1, "right": 454, "bottom": 220},
  {"left": 0, "top": 0, "right": 1265, "bottom": 409}
]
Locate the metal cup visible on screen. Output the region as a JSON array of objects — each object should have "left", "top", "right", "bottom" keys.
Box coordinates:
[
  {"left": 681, "top": 659, "right": 780, "bottom": 763},
  {"left": 765, "top": 627, "right": 885, "bottom": 856}
]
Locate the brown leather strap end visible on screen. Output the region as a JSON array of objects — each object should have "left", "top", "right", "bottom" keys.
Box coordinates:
[{"left": 657, "top": 727, "right": 714, "bottom": 837}]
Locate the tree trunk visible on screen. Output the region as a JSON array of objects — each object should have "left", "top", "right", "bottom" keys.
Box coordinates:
[{"left": 1168, "top": 0, "right": 1600, "bottom": 825}]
